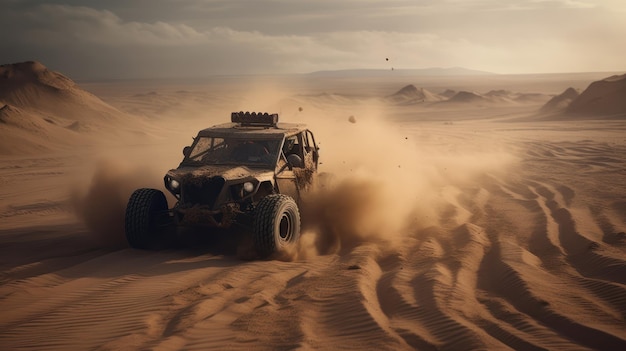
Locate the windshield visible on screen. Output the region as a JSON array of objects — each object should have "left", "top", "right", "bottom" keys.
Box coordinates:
[{"left": 183, "top": 136, "right": 282, "bottom": 168}]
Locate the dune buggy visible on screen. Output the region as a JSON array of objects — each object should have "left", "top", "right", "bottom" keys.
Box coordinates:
[{"left": 125, "top": 112, "right": 319, "bottom": 258}]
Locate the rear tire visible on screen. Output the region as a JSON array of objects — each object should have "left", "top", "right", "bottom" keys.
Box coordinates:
[
  {"left": 125, "top": 188, "right": 169, "bottom": 249},
  {"left": 253, "top": 194, "right": 301, "bottom": 258}
]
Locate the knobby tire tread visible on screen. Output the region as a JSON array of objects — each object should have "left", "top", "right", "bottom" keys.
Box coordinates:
[
  {"left": 125, "top": 188, "right": 167, "bottom": 249},
  {"left": 254, "top": 194, "right": 298, "bottom": 258}
]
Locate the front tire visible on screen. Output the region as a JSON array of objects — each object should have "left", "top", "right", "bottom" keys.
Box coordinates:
[
  {"left": 253, "top": 194, "right": 301, "bottom": 258},
  {"left": 125, "top": 188, "right": 169, "bottom": 249}
]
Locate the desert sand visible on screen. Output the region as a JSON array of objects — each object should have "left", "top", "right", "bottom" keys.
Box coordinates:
[{"left": 1, "top": 63, "right": 625, "bottom": 350}]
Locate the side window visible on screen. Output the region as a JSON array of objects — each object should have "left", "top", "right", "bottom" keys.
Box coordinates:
[
  {"left": 282, "top": 136, "right": 299, "bottom": 156},
  {"left": 281, "top": 135, "right": 307, "bottom": 169},
  {"left": 284, "top": 135, "right": 308, "bottom": 158}
]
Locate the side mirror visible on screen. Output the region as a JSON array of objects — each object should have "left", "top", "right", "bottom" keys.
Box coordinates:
[
  {"left": 183, "top": 146, "right": 191, "bottom": 157},
  {"left": 286, "top": 154, "right": 304, "bottom": 168}
]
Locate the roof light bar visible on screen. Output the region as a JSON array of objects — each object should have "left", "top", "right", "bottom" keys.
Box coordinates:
[{"left": 231, "top": 111, "right": 279, "bottom": 127}]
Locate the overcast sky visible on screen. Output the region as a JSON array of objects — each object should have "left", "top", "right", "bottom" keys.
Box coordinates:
[{"left": 1, "top": 0, "right": 625, "bottom": 79}]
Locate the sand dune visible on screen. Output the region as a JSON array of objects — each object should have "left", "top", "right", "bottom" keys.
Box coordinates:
[
  {"left": 485, "top": 90, "right": 549, "bottom": 104},
  {"left": 446, "top": 90, "right": 488, "bottom": 104},
  {"left": 438, "top": 90, "right": 550, "bottom": 107},
  {"left": 0, "top": 62, "right": 154, "bottom": 154},
  {"left": 0, "top": 70, "right": 625, "bottom": 350},
  {"left": 0, "top": 61, "right": 124, "bottom": 123},
  {"left": 385, "top": 85, "right": 444, "bottom": 104},
  {"left": 541, "top": 87, "right": 580, "bottom": 112},
  {"left": 0, "top": 103, "right": 89, "bottom": 154},
  {"left": 567, "top": 73, "right": 626, "bottom": 117}
]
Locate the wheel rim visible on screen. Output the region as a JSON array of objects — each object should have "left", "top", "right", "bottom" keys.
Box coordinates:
[{"left": 279, "top": 213, "right": 292, "bottom": 241}]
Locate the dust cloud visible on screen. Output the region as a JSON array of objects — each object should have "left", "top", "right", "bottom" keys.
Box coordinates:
[
  {"left": 279, "top": 105, "right": 517, "bottom": 260},
  {"left": 70, "top": 159, "right": 165, "bottom": 247},
  {"left": 70, "top": 88, "right": 516, "bottom": 258},
  {"left": 67, "top": 84, "right": 294, "bottom": 250}
]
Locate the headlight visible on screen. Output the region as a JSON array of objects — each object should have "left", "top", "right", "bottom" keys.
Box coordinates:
[
  {"left": 243, "top": 181, "right": 254, "bottom": 193},
  {"left": 164, "top": 175, "right": 181, "bottom": 198},
  {"left": 170, "top": 179, "right": 180, "bottom": 190}
]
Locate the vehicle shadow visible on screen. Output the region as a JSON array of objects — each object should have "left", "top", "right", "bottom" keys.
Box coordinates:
[{"left": 0, "top": 223, "right": 251, "bottom": 282}]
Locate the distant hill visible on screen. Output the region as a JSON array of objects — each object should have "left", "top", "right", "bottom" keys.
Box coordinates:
[
  {"left": 566, "top": 74, "right": 626, "bottom": 117},
  {"left": 309, "top": 67, "right": 495, "bottom": 77},
  {"left": 484, "top": 90, "right": 550, "bottom": 104},
  {"left": 434, "top": 89, "right": 550, "bottom": 106},
  {"left": 385, "top": 84, "right": 444, "bottom": 104},
  {"left": 0, "top": 61, "right": 124, "bottom": 123},
  {"left": 446, "top": 91, "right": 488, "bottom": 104},
  {"left": 0, "top": 61, "right": 144, "bottom": 154},
  {"left": 440, "top": 89, "right": 457, "bottom": 98},
  {"left": 540, "top": 87, "right": 580, "bottom": 112}
]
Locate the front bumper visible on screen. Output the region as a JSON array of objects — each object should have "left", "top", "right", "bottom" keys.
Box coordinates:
[{"left": 174, "top": 203, "right": 243, "bottom": 228}]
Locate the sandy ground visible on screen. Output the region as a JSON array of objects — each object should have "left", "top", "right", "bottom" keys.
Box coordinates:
[{"left": 1, "top": 73, "right": 625, "bottom": 350}]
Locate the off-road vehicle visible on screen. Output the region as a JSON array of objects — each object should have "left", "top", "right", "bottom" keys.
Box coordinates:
[{"left": 125, "top": 112, "right": 319, "bottom": 257}]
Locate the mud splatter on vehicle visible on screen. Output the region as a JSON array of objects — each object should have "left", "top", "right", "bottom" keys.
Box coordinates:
[{"left": 125, "top": 112, "right": 319, "bottom": 258}]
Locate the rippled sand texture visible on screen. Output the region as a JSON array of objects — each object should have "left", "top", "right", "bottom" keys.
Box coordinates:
[{"left": 1, "top": 69, "right": 625, "bottom": 350}]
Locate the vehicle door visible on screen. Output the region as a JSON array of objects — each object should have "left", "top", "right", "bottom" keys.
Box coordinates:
[
  {"left": 275, "top": 135, "right": 303, "bottom": 202},
  {"left": 304, "top": 130, "right": 319, "bottom": 170}
]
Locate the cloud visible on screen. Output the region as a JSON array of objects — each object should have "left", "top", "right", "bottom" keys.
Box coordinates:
[
  {"left": 18, "top": 5, "right": 208, "bottom": 46},
  {"left": 0, "top": 1, "right": 624, "bottom": 78}
]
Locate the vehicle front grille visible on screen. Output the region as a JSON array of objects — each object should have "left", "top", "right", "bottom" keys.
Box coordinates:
[{"left": 181, "top": 176, "right": 225, "bottom": 209}]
